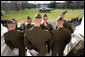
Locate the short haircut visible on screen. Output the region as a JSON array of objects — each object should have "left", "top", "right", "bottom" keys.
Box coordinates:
[
  {"left": 57, "top": 17, "right": 63, "bottom": 21},
  {"left": 27, "top": 16, "right": 31, "bottom": 20},
  {"left": 35, "top": 13, "right": 42, "bottom": 19},
  {"left": 7, "top": 20, "right": 15, "bottom": 24}
]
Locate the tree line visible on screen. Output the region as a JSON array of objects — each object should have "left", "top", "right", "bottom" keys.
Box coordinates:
[
  {"left": 48, "top": 1, "right": 84, "bottom": 9},
  {"left": 1, "top": 1, "right": 84, "bottom": 12}
]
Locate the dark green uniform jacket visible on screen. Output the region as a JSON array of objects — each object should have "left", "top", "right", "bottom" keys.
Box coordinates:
[
  {"left": 51, "top": 27, "right": 71, "bottom": 56},
  {"left": 4, "top": 30, "right": 25, "bottom": 56},
  {"left": 24, "top": 26, "right": 52, "bottom": 56}
]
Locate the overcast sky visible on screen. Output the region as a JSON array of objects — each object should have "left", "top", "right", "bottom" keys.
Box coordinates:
[
  {"left": 1, "top": 1, "right": 65, "bottom": 4},
  {"left": 28, "top": 1, "right": 65, "bottom": 4}
]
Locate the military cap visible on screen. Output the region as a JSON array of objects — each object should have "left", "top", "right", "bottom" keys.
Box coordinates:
[
  {"left": 27, "top": 16, "right": 31, "bottom": 20},
  {"left": 35, "top": 13, "right": 42, "bottom": 19},
  {"left": 7, "top": 20, "right": 15, "bottom": 24},
  {"left": 43, "top": 14, "right": 48, "bottom": 17},
  {"left": 62, "top": 11, "right": 67, "bottom": 15}
]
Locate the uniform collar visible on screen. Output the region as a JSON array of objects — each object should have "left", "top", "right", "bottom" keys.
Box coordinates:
[
  {"left": 34, "top": 26, "right": 41, "bottom": 29},
  {"left": 57, "top": 27, "right": 64, "bottom": 30}
]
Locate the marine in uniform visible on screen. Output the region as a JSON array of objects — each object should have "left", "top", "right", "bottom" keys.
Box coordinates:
[
  {"left": 51, "top": 17, "right": 71, "bottom": 56},
  {"left": 24, "top": 13, "right": 52, "bottom": 56},
  {"left": 11, "top": 19, "right": 23, "bottom": 31},
  {"left": 26, "top": 16, "right": 34, "bottom": 29},
  {"left": 40, "top": 14, "right": 54, "bottom": 32},
  {"left": 40, "top": 14, "right": 53, "bottom": 53},
  {"left": 4, "top": 20, "right": 25, "bottom": 56},
  {"left": 56, "top": 11, "right": 74, "bottom": 33}
]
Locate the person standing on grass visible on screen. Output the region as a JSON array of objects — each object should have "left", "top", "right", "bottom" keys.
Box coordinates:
[
  {"left": 40, "top": 14, "right": 54, "bottom": 32},
  {"left": 11, "top": 18, "right": 24, "bottom": 31},
  {"left": 40, "top": 14, "right": 53, "bottom": 53},
  {"left": 57, "top": 11, "right": 74, "bottom": 33},
  {"left": 4, "top": 20, "right": 25, "bottom": 56},
  {"left": 24, "top": 13, "right": 52, "bottom": 56},
  {"left": 51, "top": 17, "right": 71, "bottom": 56},
  {"left": 26, "top": 16, "right": 34, "bottom": 29}
]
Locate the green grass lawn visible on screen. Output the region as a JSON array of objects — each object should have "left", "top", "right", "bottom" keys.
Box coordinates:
[{"left": 1, "top": 9, "right": 84, "bottom": 22}]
